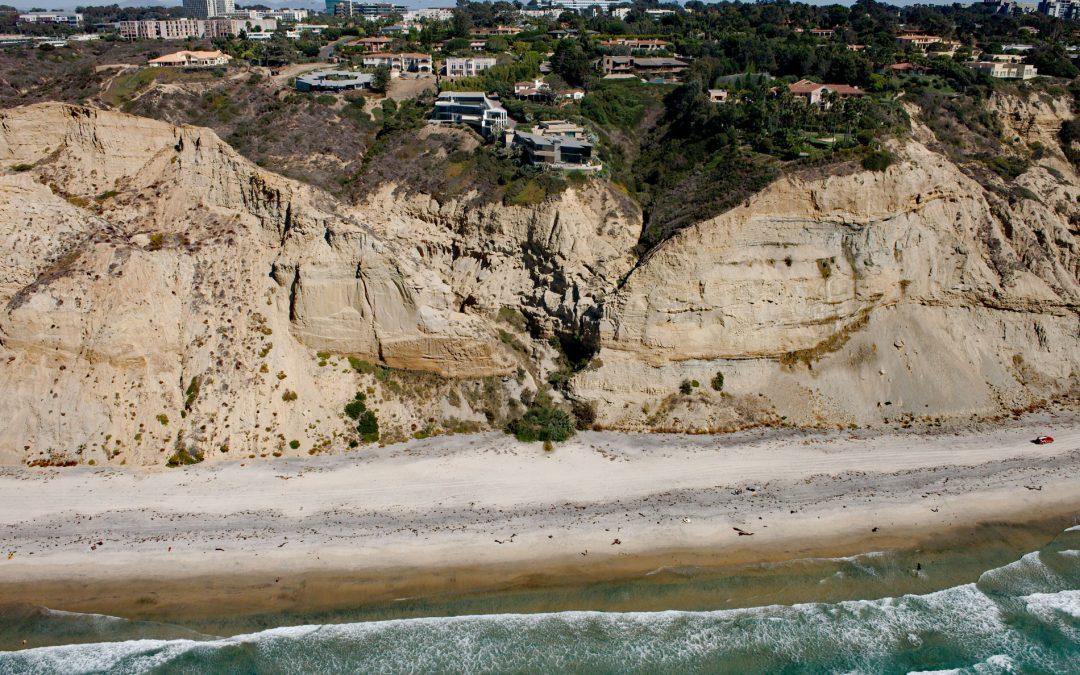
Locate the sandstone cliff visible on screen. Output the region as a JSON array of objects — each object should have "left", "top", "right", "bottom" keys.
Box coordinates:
[
  {"left": 574, "top": 94, "right": 1079, "bottom": 431},
  {"left": 0, "top": 94, "right": 1077, "bottom": 465},
  {"left": 0, "top": 103, "right": 522, "bottom": 465}
]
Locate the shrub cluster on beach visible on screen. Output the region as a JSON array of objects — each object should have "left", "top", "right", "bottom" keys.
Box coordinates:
[{"left": 344, "top": 391, "right": 380, "bottom": 444}]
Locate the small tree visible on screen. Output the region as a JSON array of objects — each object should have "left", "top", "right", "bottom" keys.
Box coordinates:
[{"left": 371, "top": 65, "right": 391, "bottom": 94}]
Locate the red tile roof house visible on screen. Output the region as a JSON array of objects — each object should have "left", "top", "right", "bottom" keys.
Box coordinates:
[{"left": 787, "top": 79, "right": 864, "bottom": 105}]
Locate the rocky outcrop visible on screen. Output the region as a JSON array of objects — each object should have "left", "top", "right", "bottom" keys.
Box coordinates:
[{"left": 356, "top": 178, "right": 641, "bottom": 339}]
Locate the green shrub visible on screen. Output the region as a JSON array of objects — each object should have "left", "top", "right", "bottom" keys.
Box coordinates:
[
  {"left": 983, "top": 155, "right": 1029, "bottom": 181},
  {"left": 710, "top": 372, "right": 725, "bottom": 392},
  {"left": 12, "top": 163, "right": 34, "bottom": 172},
  {"left": 348, "top": 356, "right": 376, "bottom": 374},
  {"left": 344, "top": 391, "right": 367, "bottom": 419},
  {"left": 289, "top": 439, "right": 300, "bottom": 449},
  {"left": 166, "top": 447, "right": 203, "bottom": 467},
  {"left": 861, "top": 150, "right": 895, "bottom": 172},
  {"left": 156, "top": 413, "right": 169, "bottom": 425},
  {"left": 679, "top": 380, "right": 693, "bottom": 395},
  {"left": 282, "top": 390, "right": 298, "bottom": 402},
  {"left": 357, "top": 410, "right": 379, "bottom": 443},
  {"left": 506, "top": 400, "right": 575, "bottom": 443}
]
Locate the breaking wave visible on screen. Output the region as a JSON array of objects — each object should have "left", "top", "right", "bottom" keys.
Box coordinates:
[{"left": 1, "top": 528, "right": 1077, "bottom": 674}]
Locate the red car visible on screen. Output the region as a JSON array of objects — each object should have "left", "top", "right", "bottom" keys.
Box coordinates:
[{"left": 1032, "top": 436, "right": 1054, "bottom": 445}]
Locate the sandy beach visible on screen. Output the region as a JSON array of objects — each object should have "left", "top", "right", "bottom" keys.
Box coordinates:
[{"left": 1, "top": 412, "right": 1078, "bottom": 621}]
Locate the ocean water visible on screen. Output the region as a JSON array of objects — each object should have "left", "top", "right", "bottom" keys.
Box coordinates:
[{"left": 1, "top": 526, "right": 1077, "bottom": 674}]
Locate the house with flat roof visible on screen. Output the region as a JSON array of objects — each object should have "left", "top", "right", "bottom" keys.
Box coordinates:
[
  {"left": 444, "top": 56, "right": 496, "bottom": 78},
  {"left": 149, "top": 50, "right": 231, "bottom": 67},
  {"left": 535, "top": 119, "right": 587, "bottom": 140},
  {"left": 966, "top": 61, "right": 1038, "bottom": 80},
  {"left": 513, "top": 131, "right": 597, "bottom": 170},
  {"left": 599, "top": 37, "right": 671, "bottom": 52},
  {"left": 18, "top": 11, "right": 83, "bottom": 26},
  {"left": 787, "top": 79, "right": 863, "bottom": 105},
  {"left": 295, "top": 70, "right": 373, "bottom": 91},
  {"left": 430, "top": 91, "right": 508, "bottom": 135},
  {"left": 600, "top": 55, "right": 688, "bottom": 79}
]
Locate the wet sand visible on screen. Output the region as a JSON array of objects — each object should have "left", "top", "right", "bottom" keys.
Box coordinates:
[{"left": 1, "top": 412, "right": 1077, "bottom": 623}]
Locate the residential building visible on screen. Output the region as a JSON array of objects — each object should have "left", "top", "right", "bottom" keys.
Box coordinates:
[
  {"left": 402, "top": 8, "right": 453, "bottom": 21},
  {"left": 379, "top": 23, "right": 420, "bottom": 35},
  {"left": 536, "top": 119, "right": 587, "bottom": 140},
  {"left": 351, "top": 36, "right": 393, "bottom": 52},
  {"left": 120, "top": 18, "right": 275, "bottom": 39},
  {"left": 540, "top": 0, "right": 619, "bottom": 13},
  {"left": 966, "top": 60, "right": 1038, "bottom": 79},
  {"left": 120, "top": 19, "right": 205, "bottom": 39},
  {"left": 430, "top": 91, "right": 508, "bottom": 135},
  {"left": 267, "top": 8, "right": 309, "bottom": 21},
  {"left": 514, "top": 78, "right": 550, "bottom": 99},
  {"left": 328, "top": 1, "right": 406, "bottom": 19},
  {"left": 599, "top": 38, "right": 671, "bottom": 52},
  {"left": 17, "top": 12, "right": 83, "bottom": 27},
  {"left": 881, "top": 62, "right": 930, "bottom": 74},
  {"left": 292, "top": 24, "right": 325, "bottom": 34},
  {"left": 471, "top": 26, "right": 522, "bottom": 37},
  {"left": 444, "top": 56, "right": 496, "bottom": 78},
  {"left": 708, "top": 88, "right": 728, "bottom": 103},
  {"left": 183, "top": 0, "right": 235, "bottom": 19},
  {"left": 787, "top": 79, "right": 864, "bottom": 105},
  {"left": 149, "top": 50, "right": 231, "bottom": 67},
  {"left": 362, "top": 52, "right": 432, "bottom": 72},
  {"left": 895, "top": 33, "right": 943, "bottom": 48},
  {"left": 295, "top": 70, "right": 373, "bottom": 91},
  {"left": 600, "top": 55, "right": 688, "bottom": 78},
  {"left": 513, "top": 131, "right": 596, "bottom": 169},
  {"left": 809, "top": 28, "right": 835, "bottom": 38},
  {"left": 469, "top": 40, "right": 487, "bottom": 51}
]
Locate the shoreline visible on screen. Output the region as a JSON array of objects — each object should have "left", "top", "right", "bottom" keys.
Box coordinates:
[{"left": 1, "top": 412, "right": 1078, "bottom": 625}]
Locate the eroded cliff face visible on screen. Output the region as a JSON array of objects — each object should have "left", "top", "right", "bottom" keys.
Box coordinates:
[
  {"left": 0, "top": 103, "right": 522, "bottom": 465},
  {"left": 573, "top": 94, "right": 1079, "bottom": 431},
  {"left": 1, "top": 94, "right": 1077, "bottom": 465}
]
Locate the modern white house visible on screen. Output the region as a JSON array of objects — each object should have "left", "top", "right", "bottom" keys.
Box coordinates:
[
  {"left": 17, "top": 12, "right": 83, "bottom": 26},
  {"left": 966, "top": 61, "right": 1038, "bottom": 79},
  {"left": 430, "top": 92, "right": 508, "bottom": 135}
]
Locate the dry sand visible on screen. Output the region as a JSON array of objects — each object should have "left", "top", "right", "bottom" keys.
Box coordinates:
[{"left": 1, "top": 412, "right": 1077, "bottom": 619}]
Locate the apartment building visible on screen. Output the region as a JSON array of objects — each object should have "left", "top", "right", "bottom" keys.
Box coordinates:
[
  {"left": 430, "top": 92, "right": 508, "bottom": 135},
  {"left": 119, "top": 18, "right": 276, "bottom": 40},
  {"left": 443, "top": 57, "right": 497, "bottom": 78},
  {"left": 328, "top": 1, "right": 406, "bottom": 18}
]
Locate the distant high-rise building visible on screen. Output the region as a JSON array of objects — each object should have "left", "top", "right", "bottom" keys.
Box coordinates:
[
  {"left": 1038, "top": 0, "right": 1080, "bottom": 18},
  {"left": 183, "top": 0, "right": 235, "bottom": 19},
  {"left": 326, "top": 1, "right": 406, "bottom": 18}
]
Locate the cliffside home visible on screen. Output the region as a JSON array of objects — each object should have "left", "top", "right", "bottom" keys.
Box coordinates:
[
  {"left": 430, "top": 91, "right": 509, "bottom": 135},
  {"left": 148, "top": 50, "right": 231, "bottom": 67},
  {"left": 787, "top": 79, "right": 863, "bottom": 105}
]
